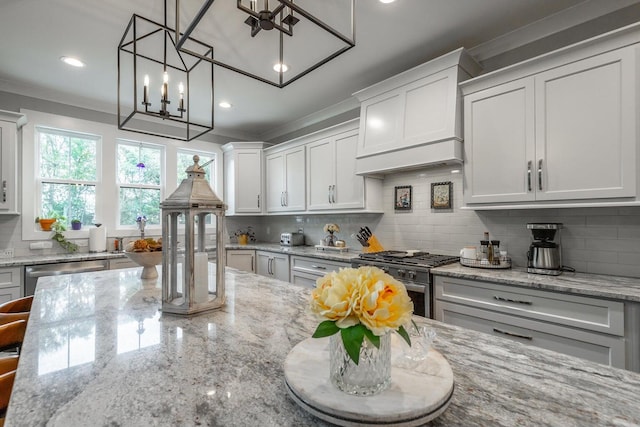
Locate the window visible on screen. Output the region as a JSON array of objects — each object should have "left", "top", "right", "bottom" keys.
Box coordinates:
[
  {"left": 117, "top": 140, "right": 163, "bottom": 226},
  {"left": 36, "top": 127, "right": 99, "bottom": 227}
]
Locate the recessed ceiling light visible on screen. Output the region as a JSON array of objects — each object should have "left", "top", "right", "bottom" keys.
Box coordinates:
[
  {"left": 60, "top": 56, "right": 85, "bottom": 68},
  {"left": 219, "top": 101, "right": 232, "bottom": 109},
  {"left": 379, "top": 0, "right": 396, "bottom": 3},
  {"left": 273, "top": 63, "right": 289, "bottom": 73}
]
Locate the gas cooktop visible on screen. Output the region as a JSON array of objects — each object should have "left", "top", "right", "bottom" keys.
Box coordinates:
[{"left": 357, "top": 251, "right": 459, "bottom": 268}]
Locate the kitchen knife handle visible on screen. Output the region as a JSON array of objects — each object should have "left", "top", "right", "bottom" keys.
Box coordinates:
[
  {"left": 538, "top": 159, "right": 543, "bottom": 191},
  {"left": 527, "top": 161, "right": 532, "bottom": 192},
  {"left": 493, "top": 327, "right": 533, "bottom": 341},
  {"left": 494, "top": 295, "right": 532, "bottom": 305}
]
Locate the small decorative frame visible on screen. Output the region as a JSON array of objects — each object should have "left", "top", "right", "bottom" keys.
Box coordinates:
[
  {"left": 394, "top": 186, "right": 412, "bottom": 211},
  {"left": 431, "top": 181, "right": 453, "bottom": 209}
]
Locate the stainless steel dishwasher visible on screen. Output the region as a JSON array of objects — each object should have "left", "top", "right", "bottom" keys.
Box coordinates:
[{"left": 24, "top": 259, "right": 109, "bottom": 296}]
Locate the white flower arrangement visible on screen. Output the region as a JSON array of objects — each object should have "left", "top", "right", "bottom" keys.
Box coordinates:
[{"left": 323, "top": 223, "right": 340, "bottom": 234}]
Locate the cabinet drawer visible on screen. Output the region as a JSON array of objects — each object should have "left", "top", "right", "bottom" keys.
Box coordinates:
[
  {"left": 290, "top": 256, "right": 348, "bottom": 276},
  {"left": 109, "top": 258, "right": 139, "bottom": 270},
  {"left": 0, "top": 267, "right": 21, "bottom": 288},
  {"left": 291, "top": 271, "right": 319, "bottom": 289},
  {"left": 435, "top": 276, "right": 624, "bottom": 336},
  {"left": 437, "top": 301, "right": 625, "bottom": 369}
]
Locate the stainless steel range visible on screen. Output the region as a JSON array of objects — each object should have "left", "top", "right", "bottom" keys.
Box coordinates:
[{"left": 351, "top": 251, "right": 459, "bottom": 318}]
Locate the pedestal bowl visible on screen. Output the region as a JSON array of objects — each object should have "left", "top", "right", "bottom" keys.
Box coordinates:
[{"left": 124, "top": 251, "right": 163, "bottom": 279}]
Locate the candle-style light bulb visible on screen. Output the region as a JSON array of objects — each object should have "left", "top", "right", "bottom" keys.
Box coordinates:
[
  {"left": 142, "top": 75, "right": 150, "bottom": 105},
  {"left": 178, "top": 82, "right": 185, "bottom": 112},
  {"left": 179, "top": 82, "right": 184, "bottom": 97},
  {"left": 163, "top": 72, "right": 169, "bottom": 84}
]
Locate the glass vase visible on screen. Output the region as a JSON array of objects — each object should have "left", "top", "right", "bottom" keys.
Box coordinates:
[{"left": 329, "top": 333, "right": 391, "bottom": 396}]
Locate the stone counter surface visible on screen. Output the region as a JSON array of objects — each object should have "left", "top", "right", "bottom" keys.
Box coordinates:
[
  {"left": 0, "top": 243, "right": 360, "bottom": 268},
  {"left": 6, "top": 267, "right": 640, "bottom": 426},
  {"left": 432, "top": 263, "right": 640, "bottom": 302}
]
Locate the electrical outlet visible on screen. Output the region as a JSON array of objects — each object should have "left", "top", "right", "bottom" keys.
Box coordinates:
[
  {"left": 77, "top": 240, "right": 89, "bottom": 247},
  {"left": 298, "top": 227, "right": 304, "bottom": 234},
  {"left": 30, "top": 241, "right": 53, "bottom": 250},
  {"left": 0, "top": 248, "right": 14, "bottom": 259}
]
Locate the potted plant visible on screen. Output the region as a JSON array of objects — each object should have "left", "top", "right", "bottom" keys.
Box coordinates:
[
  {"left": 71, "top": 219, "right": 82, "bottom": 230},
  {"left": 50, "top": 219, "right": 78, "bottom": 253},
  {"left": 234, "top": 226, "right": 255, "bottom": 245},
  {"left": 36, "top": 212, "right": 59, "bottom": 231}
]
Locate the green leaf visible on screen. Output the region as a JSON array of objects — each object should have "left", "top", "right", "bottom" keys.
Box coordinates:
[
  {"left": 363, "top": 328, "right": 380, "bottom": 349},
  {"left": 341, "top": 325, "right": 366, "bottom": 365},
  {"left": 397, "top": 325, "right": 412, "bottom": 347},
  {"left": 312, "top": 320, "right": 340, "bottom": 338}
]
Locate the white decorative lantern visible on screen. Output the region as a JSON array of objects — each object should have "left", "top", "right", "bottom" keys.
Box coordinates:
[{"left": 161, "top": 155, "right": 226, "bottom": 315}]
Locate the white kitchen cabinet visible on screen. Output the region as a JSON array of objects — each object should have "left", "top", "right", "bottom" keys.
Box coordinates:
[
  {"left": 462, "top": 34, "right": 638, "bottom": 207},
  {"left": 256, "top": 251, "right": 289, "bottom": 282},
  {"left": 0, "top": 267, "right": 22, "bottom": 301},
  {"left": 265, "top": 146, "right": 305, "bottom": 213},
  {"left": 290, "top": 255, "right": 349, "bottom": 288},
  {"left": 307, "top": 127, "right": 365, "bottom": 210},
  {"left": 226, "top": 249, "right": 256, "bottom": 273},
  {"left": 0, "top": 111, "right": 27, "bottom": 214},
  {"left": 222, "top": 142, "right": 270, "bottom": 215},
  {"left": 434, "top": 275, "right": 627, "bottom": 369},
  {"left": 353, "top": 48, "right": 481, "bottom": 175}
]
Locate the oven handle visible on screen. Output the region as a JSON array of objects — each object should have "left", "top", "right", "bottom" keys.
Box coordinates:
[{"left": 403, "top": 282, "right": 426, "bottom": 293}]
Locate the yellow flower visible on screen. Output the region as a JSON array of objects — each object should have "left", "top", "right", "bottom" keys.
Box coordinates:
[
  {"left": 355, "top": 267, "right": 413, "bottom": 335},
  {"left": 310, "top": 266, "right": 413, "bottom": 334},
  {"left": 310, "top": 269, "right": 360, "bottom": 328}
]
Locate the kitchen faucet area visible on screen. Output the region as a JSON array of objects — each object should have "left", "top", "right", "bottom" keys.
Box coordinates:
[{"left": 1, "top": 1, "right": 640, "bottom": 425}]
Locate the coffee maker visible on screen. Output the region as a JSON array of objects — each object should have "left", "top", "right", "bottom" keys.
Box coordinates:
[{"left": 527, "top": 223, "right": 563, "bottom": 275}]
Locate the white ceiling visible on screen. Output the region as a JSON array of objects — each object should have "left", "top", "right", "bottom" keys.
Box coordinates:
[{"left": 0, "top": 0, "right": 636, "bottom": 141}]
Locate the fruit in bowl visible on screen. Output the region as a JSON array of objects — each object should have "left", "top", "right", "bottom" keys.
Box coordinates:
[{"left": 125, "top": 238, "right": 163, "bottom": 279}]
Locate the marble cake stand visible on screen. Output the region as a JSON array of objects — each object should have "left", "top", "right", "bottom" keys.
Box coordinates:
[{"left": 284, "top": 335, "right": 454, "bottom": 426}]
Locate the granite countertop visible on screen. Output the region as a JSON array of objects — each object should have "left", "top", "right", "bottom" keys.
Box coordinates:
[
  {"left": 432, "top": 263, "right": 640, "bottom": 303},
  {"left": 0, "top": 244, "right": 360, "bottom": 268},
  {"left": 6, "top": 267, "right": 640, "bottom": 426}
]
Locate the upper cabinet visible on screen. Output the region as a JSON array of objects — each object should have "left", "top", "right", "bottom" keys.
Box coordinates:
[
  {"left": 265, "top": 145, "right": 306, "bottom": 213},
  {"left": 0, "top": 111, "right": 27, "bottom": 215},
  {"left": 353, "top": 48, "right": 482, "bottom": 176},
  {"left": 461, "top": 25, "right": 640, "bottom": 208},
  {"left": 306, "top": 120, "right": 382, "bottom": 212},
  {"left": 222, "top": 142, "right": 271, "bottom": 215}
]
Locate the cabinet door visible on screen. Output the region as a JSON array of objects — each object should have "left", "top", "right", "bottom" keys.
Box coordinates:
[
  {"left": 271, "top": 253, "right": 290, "bottom": 282},
  {"left": 535, "top": 48, "right": 636, "bottom": 201},
  {"left": 265, "top": 153, "right": 285, "bottom": 212},
  {"left": 283, "top": 146, "right": 306, "bottom": 211},
  {"left": 235, "top": 150, "right": 262, "bottom": 213},
  {"left": 256, "top": 251, "right": 272, "bottom": 276},
  {"left": 333, "top": 130, "right": 364, "bottom": 209},
  {"left": 307, "top": 137, "right": 334, "bottom": 210},
  {"left": 359, "top": 92, "right": 401, "bottom": 156},
  {"left": 463, "top": 78, "right": 536, "bottom": 204},
  {"left": 226, "top": 250, "right": 255, "bottom": 272},
  {"left": 0, "top": 121, "right": 16, "bottom": 212}
]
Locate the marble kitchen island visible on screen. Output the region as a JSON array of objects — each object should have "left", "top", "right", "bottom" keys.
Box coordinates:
[{"left": 5, "top": 267, "right": 640, "bottom": 426}]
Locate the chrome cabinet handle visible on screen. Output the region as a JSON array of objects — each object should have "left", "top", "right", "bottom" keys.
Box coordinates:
[
  {"left": 284, "top": 191, "right": 288, "bottom": 207},
  {"left": 2, "top": 180, "right": 6, "bottom": 203},
  {"left": 527, "top": 161, "right": 532, "bottom": 192},
  {"left": 494, "top": 295, "right": 532, "bottom": 305},
  {"left": 311, "top": 265, "right": 326, "bottom": 269},
  {"left": 267, "top": 257, "right": 273, "bottom": 275},
  {"left": 257, "top": 195, "right": 260, "bottom": 208},
  {"left": 331, "top": 185, "right": 336, "bottom": 203},
  {"left": 251, "top": 256, "right": 254, "bottom": 272},
  {"left": 538, "top": 159, "right": 543, "bottom": 191},
  {"left": 328, "top": 185, "right": 331, "bottom": 203},
  {"left": 493, "top": 327, "right": 533, "bottom": 341}
]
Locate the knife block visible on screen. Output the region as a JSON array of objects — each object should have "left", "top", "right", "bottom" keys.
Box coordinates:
[{"left": 363, "top": 235, "right": 384, "bottom": 253}]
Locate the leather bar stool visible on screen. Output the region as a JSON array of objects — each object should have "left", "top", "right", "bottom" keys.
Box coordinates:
[
  {"left": 0, "top": 369, "right": 15, "bottom": 427},
  {"left": 0, "top": 321, "right": 27, "bottom": 354},
  {"left": 0, "top": 296, "right": 33, "bottom": 326}
]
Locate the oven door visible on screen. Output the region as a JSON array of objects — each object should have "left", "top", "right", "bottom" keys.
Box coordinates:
[{"left": 404, "top": 281, "right": 428, "bottom": 318}]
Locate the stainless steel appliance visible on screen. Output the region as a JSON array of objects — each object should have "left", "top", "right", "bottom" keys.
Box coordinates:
[
  {"left": 24, "top": 259, "right": 109, "bottom": 296},
  {"left": 280, "top": 232, "right": 304, "bottom": 246},
  {"left": 351, "top": 251, "right": 459, "bottom": 318},
  {"left": 527, "top": 223, "right": 563, "bottom": 275}
]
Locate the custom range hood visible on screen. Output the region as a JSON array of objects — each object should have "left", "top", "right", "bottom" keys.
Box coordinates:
[{"left": 353, "top": 48, "right": 482, "bottom": 176}]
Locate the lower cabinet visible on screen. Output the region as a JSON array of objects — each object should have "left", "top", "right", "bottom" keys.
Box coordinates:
[
  {"left": 0, "top": 267, "right": 21, "bottom": 302},
  {"left": 434, "top": 275, "right": 627, "bottom": 369},
  {"left": 290, "top": 256, "right": 349, "bottom": 288},
  {"left": 256, "top": 251, "right": 290, "bottom": 282},
  {"left": 226, "top": 249, "right": 256, "bottom": 273}
]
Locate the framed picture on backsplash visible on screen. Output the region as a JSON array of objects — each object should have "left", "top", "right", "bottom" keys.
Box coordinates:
[
  {"left": 431, "top": 181, "right": 452, "bottom": 209},
  {"left": 394, "top": 185, "right": 412, "bottom": 210}
]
